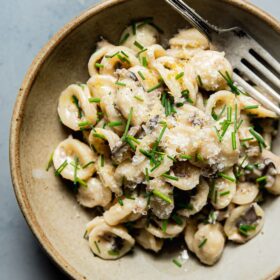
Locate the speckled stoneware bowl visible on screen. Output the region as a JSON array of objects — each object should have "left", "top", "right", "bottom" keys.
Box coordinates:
[{"left": 10, "top": 0, "right": 280, "bottom": 279}]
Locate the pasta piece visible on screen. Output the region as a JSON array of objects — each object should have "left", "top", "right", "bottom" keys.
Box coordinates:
[
  {"left": 58, "top": 84, "right": 98, "bottom": 131},
  {"left": 168, "top": 28, "right": 210, "bottom": 60},
  {"left": 190, "top": 50, "right": 232, "bottom": 91},
  {"left": 146, "top": 215, "right": 186, "bottom": 239},
  {"left": 104, "top": 197, "right": 147, "bottom": 226},
  {"left": 210, "top": 169, "right": 236, "bottom": 209},
  {"left": 191, "top": 223, "right": 225, "bottom": 266},
  {"left": 88, "top": 222, "right": 135, "bottom": 259},
  {"left": 134, "top": 228, "right": 163, "bottom": 252},
  {"left": 232, "top": 182, "right": 259, "bottom": 205},
  {"left": 53, "top": 138, "right": 96, "bottom": 181},
  {"left": 224, "top": 203, "right": 264, "bottom": 243},
  {"left": 120, "top": 22, "right": 159, "bottom": 52},
  {"left": 88, "top": 128, "right": 120, "bottom": 156},
  {"left": 178, "top": 179, "right": 209, "bottom": 217},
  {"left": 86, "top": 216, "right": 105, "bottom": 236},
  {"left": 77, "top": 177, "right": 112, "bottom": 208},
  {"left": 163, "top": 161, "right": 201, "bottom": 191},
  {"left": 96, "top": 156, "right": 121, "bottom": 195}
]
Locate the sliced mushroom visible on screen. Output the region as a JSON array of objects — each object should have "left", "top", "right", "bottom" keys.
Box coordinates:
[
  {"left": 88, "top": 222, "right": 135, "bottom": 259},
  {"left": 146, "top": 215, "right": 186, "bottom": 239},
  {"left": 163, "top": 161, "right": 201, "bottom": 191},
  {"left": 232, "top": 182, "right": 259, "bottom": 205},
  {"left": 148, "top": 178, "right": 174, "bottom": 219},
  {"left": 224, "top": 203, "right": 264, "bottom": 243},
  {"left": 96, "top": 156, "right": 121, "bottom": 195},
  {"left": 178, "top": 179, "right": 209, "bottom": 217},
  {"left": 134, "top": 228, "right": 163, "bottom": 252},
  {"left": 184, "top": 219, "right": 198, "bottom": 253},
  {"left": 104, "top": 197, "right": 147, "bottom": 226},
  {"left": 77, "top": 177, "right": 112, "bottom": 208},
  {"left": 192, "top": 223, "right": 225, "bottom": 266},
  {"left": 58, "top": 84, "right": 98, "bottom": 131},
  {"left": 53, "top": 138, "right": 97, "bottom": 181}
]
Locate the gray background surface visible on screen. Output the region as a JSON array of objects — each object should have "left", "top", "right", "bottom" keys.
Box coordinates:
[{"left": 0, "top": 0, "right": 279, "bottom": 279}]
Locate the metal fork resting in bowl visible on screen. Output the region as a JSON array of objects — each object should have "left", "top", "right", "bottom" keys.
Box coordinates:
[{"left": 166, "top": 0, "right": 280, "bottom": 116}]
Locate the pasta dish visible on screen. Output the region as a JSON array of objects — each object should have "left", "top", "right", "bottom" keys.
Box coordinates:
[{"left": 47, "top": 19, "right": 280, "bottom": 266}]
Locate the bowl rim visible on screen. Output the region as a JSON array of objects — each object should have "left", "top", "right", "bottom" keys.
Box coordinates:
[{"left": 9, "top": 0, "right": 280, "bottom": 279}]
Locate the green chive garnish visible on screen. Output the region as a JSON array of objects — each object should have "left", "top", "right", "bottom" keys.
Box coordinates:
[
  {"left": 133, "top": 40, "right": 144, "bottom": 50},
  {"left": 197, "top": 75, "right": 203, "bottom": 87},
  {"left": 138, "top": 71, "right": 145, "bottom": 80},
  {"left": 88, "top": 97, "right": 101, "bottom": 103},
  {"left": 108, "top": 249, "right": 119, "bottom": 256},
  {"left": 119, "top": 33, "right": 130, "bottom": 44},
  {"left": 121, "top": 107, "right": 133, "bottom": 140},
  {"left": 244, "top": 105, "right": 259, "bottom": 110},
  {"left": 231, "top": 132, "right": 237, "bottom": 150},
  {"left": 105, "top": 51, "right": 120, "bottom": 58},
  {"left": 118, "top": 198, "right": 124, "bottom": 206},
  {"left": 198, "top": 238, "right": 207, "bottom": 248},
  {"left": 145, "top": 168, "right": 150, "bottom": 183},
  {"left": 256, "top": 176, "right": 267, "bottom": 183},
  {"left": 172, "top": 258, "right": 182, "bottom": 268},
  {"left": 100, "top": 155, "right": 104, "bottom": 167},
  {"left": 142, "top": 57, "right": 148, "bottom": 67},
  {"left": 175, "top": 72, "right": 184, "bottom": 80},
  {"left": 162, "top": 219, "right": 168, "bottom": 233},
  {"left": 55, "top": 160, "right": 68, "bottom": 176},
  {"left": 249, "top": 128, "right": 267, "bottom": 149},
  {"left": 95, "top": 63, "right": 104, "bottom": 69},
  {"left": 94, "top": 241, "right": 101, "bottom": 253},
  {"left": 172, "top": 214, "right": 183, "bottom": 225},
  {"left": 152, "top": 189, "right": 172, "bottom": 204},
  {"left": 73, "top": 156, "right": 79, "bottom": 185},
  {"left": 147, "top": 82, "right": 162, "bottom": 93},
  {"left": 162, "top": 173, "right": 179, "bottom": 181},
  {"left": 220, "top": 191, "right": 230, "bottom": 196},
  {"left": 72, "top": 95, "right": 83, "bottom": 118},
  {"left": 46, "top": 151, "right": 54, "bottom": 171},
  {"left": 134, "top": 95, "right": 144, "bottom": 102},
  {"left": 108, "top": 121, "right": 123, "bottom": 127},
  {"left": 82, "top": 161, "right": 95, "bottom": 169},
  {"left": 219, "top": 71, "right": 245, "bottom": 95},
  {"left": 180, "top": 154, "right": 192, "bottom": 160},
  {"left": 218, "top": 173, "right": 236, "bottom": 182},
  {"left": 115, "top": 81, "right": 126, "bottom": 87},
  {"left": 92, "top": 133, "right": 106, "bottom": 140}
]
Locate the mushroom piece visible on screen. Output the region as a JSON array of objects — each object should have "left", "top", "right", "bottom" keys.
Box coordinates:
[
  {"left": 134, "top": 228, "right": 163, "bottom": 252},
  {"left": 88, "top": 222, "right": 135, "bottom": 259},
  {"left": 224, "top": 203, "right": 264, "bottom": 243},
  {"left": 77, "top": 177, "right": 112, "bottom": 208},
  {"left": 104, "top": 197, "right": 147, "bottom": 226},
  {"left": 163, "top": 161, "right": 201, "bottom": 191},
  {"left": 53, "top": 138, "right": 97, "bottom": 181},
  {"left": 191, "top": 223, "right": 225, "bottom": 266},
  {"left": 146, "top": 215, "right": 186, "bottom": 239},
  {"left": 232, "top": 182, "right": 259, "bottom": 205},
  {"left": 178, "top": 179, "right": 209, "bottom": 217}
]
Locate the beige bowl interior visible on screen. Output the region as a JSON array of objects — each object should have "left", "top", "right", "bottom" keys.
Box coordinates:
[{"left": 10, "top": 0, "right": 280, "bottom": 279}]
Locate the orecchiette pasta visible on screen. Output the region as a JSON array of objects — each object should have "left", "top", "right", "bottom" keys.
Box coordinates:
[{"left": 50, "top": 20, "right": 280, "bottom": 266}]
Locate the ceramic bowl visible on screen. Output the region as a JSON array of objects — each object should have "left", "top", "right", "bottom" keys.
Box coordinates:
[{"left": 10, "top": 0, "right": 280, "bottom": 279}]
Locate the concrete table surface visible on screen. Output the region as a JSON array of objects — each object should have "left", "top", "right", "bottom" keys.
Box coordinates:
[{"left": 0, "top": 0, "right": 279, "bottom": 279}]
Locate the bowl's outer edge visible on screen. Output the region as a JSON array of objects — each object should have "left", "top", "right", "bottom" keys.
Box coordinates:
[{"left": 9, "top": 0, "right": 280, "bottom": 279}]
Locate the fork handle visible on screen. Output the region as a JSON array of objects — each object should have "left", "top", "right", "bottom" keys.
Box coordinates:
[{"left": 165, "top": 0, "right": 219, "bottom": 40}]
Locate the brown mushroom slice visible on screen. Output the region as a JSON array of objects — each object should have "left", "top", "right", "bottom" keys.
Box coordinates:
[
  {"left": 192, "top": 223, "right": 225, "bottom": 266},
  {"left": 146, "top": 216, "right": 186, "bottom": 239},
  {"left": 232, "top": 182, "right": 259, "bottom": 205},
  {"left": 77, "top": 177, "right": 112, "bottom": 208},
  {"left": 163, "top": 161, "right": 201, "bottom": 191},
  {"left": 261, "top": 150, "right": 280, "bottom": 195},
  {"left": 178, "top": 179, "right": 209, "bottom": 217},
  {"left": 224, "top": 203, "right": 264, "bottom": 243},
  {"left": 88, "top": 222, "right": 135, "bottom": 260},
  {"left": 184, "top": 219, "right": 198, "bottom": 253},
  {"left": 134, "top": 229, "right": 163, "bottom": 252},
  {"left": 104, "top": 197, "right": 147, "bottom": 226}
]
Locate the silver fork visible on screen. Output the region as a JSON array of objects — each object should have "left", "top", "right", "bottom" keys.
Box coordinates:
[{"left": 165, "top": 0, "right": 280, "bottom": 116}]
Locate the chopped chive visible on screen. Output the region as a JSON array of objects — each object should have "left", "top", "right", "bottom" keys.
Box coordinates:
[
  {"left": 134, "top": 95, "right": 144, "bottom": 102},
  {"left": 76, "top": 177, "right": 87, "bottom": 188},
  {"left": 94, "top": 241, "right": 101, "bottom": 254},
  {"left": 197, "top": 75, "right": 203, "bottom": 87},
  {"left": 121, "top": 50, "right": 129, "bottom": 58},
  {"left": 73, "top": 156, "right": 79, "bottom": 185},
  {"left": 244, "top": 105, "right": 259, "bottom": 110},
  {"left": 220, "top": 190, "right": 230, "bottom": 196},
  {"left": 198, "top": 238, "right": 207, "bottom": 248},
  {"left": 218, "top": 173, "right": 236, "bottom": 182},
  {"left": 162, "top": 173, "right": 179, "bottom": 181},
  {"left": 167, "top": 155, "right": 176, "bottom": 162},
  {"left": 95, "top": 63, "right": 104, "bottom": 69},
  {"left": 219, "top": 71, "right": 244, "bottom": 95},
  {"left": 140, "top": 149, "right": 152, "bottom": 158},
  {"left": 55, "top": 160, "right": 68, "bottom": 176},
  {"left": 125, "top": 137, "right": 136, "bottom": 151},
  {"left": 256, "top": 176, "right": 267, "bottom": 183},
  {"left": 82, "top": 161, "right": 95, "bottom": 169},
  {"left": 108, "top": 121, "right": 123, "bottom": 127},
  {"left": 175, "top": 72, "right": 184, "bottom": 80},
  {"left": 92, "top": 132, "right": 106, "bottom": 140},
  {"left": 217, "top": 105, "right": 226, "bottom": 120},
  {"left": 236, "top": 119, "right": 243, "bottom": 131},
  {"left": 132, "top": 21, "right": 136, "bottom": 35},
  {"left": 150, "top": 161, "right": 161, "bottom": 172},
  {"left": 227, "top": 106, "right": 232, "bottom": 122},
  {"left": 162, "top": 219, "right": 168, "bottom": 233},
  {"left": 108, "top": 249, "right": 119, "bottom": 256},
  {"left": 145, "top": 168, "right": 150, "bottom": 182},
  {"left": 196, "top": 153, "right": 204, "bottom": 162},
  {"left": 234, "top": 103, "right": 238, "bottom": 132},
  {"left": 231, "top": 131, "right": 237, "bottom": 150},
  {"left": 118, "top": 198, "right": 124, "bottom": 206},
  {"left": 72, "top": 95, "right": 83, "bottom": 118},
  {"left": 133, "top": 40, "right": 144, "bottom": 50},
  {"left": 249, "top": 128, "right": 267, "bottom": 148},
  {"left": 147, "top": 82, "right": 162, "bottom": 93},
  {"left": 137, "top": 48, "right": 147, "bottom": 57},
  {"left": 46, "top": 151, "right": 54, "bottom": 171},
  {"left": 211, "top": 108, "right": 218, "bottom": 121},
  {"left": 142, "top": 56, "right": 148, "bottom": 67},
  {"left": 105, "top": 51, "right": 120, "bottom": 58},
  {"left": 180, "top": 154, "right": 192, "bottom": 160},
  {"left": 126, "top": 135, "right": 140, "bottom": 144},
  {"left": 78, "top": 121, "right": 92, "bottom": 128},
  {"left": 240, "top": 137, "right": 254, "bottom": 142},
  {"left": 214, "top": 126, "right": 221, "bottom": 141},
  {"left": 119, "top": 33, "right": 130, "bottom": 44},
  {"left": 88, "top": 97, "right": 101, "bottom": 103},
  {"left": 152, "top": 189, "right": 172, "bottom": 204},
  {"left": 115, "top": 81, "right": 126, "bottom": 87},
  {"left": 100, "top": 155, "right": 104, "bottom": 167},
  {"left": 121, "top": 107, "right": 133, "bottom": 140},
  {"left": 77, "top": 83, "right": 86, "bottom": 90},
  {"left": 172, "top": 258, "right": 182, "bottom": 268},
  {"left": 138, "top": 71, "right": 145, "bottom": 80},
  {"left": 172, "top": 214, "right": 183, "bottom": 225},
  {"left": 239, "top": 224, "right": 256, "bottom": 236},
  {"left": 117, "top": 54, "right": 130, "bottom": 63}
]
